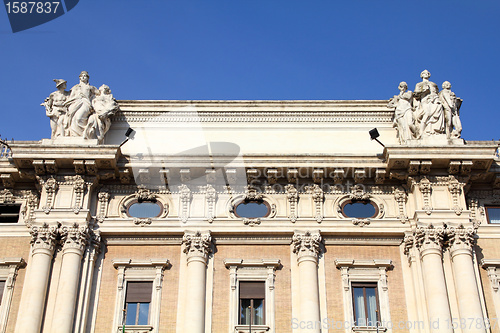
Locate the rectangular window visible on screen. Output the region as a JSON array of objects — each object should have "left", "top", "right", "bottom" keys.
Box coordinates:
[
  {"left": 486, "top": 207, "right": 500, "bottom": 224},
  {"left": 0, "top": 280, "right": 4, "bottom": 305},
  {"left": 352, "top": 283, "right": 380, "bottom": 327},
  {"left": 239, "top": 281, "right": 265, "bottom": 326},
  {"left": 124, "top": 281, "right": 152, "bottom": 326},
  {"left": 0, "top": 204, "right": 21, "bottom": 223}
]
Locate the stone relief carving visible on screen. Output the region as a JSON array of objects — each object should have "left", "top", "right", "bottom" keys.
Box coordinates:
[
  {"left": 135, "top": 186, "right": 156, "bottom": 202},
  {"left": 243, "top": 218, "right": 261, "bottom": 226},
  {"left": 182, "top": 231, "right": 212, "bottom": 259},
  {"left": 0, "top": 189, "right": 14, "bottom": 203},
  {"left": 292, "top": 230, "right": 322, "bottom": 259},
  {"left": 309, "top": 184, "right": 324, "bottom": 223},
  {"left": 285, "top": 184, "right": 298, "bottom": 223},
  {"left": 179, "top": 185, "right": 192, "bottom": 223},
  {"left": 60, "top": 224, "right": 90, "bottom": 252},
  {"left": 352, "top": 218, "right": 370, "bottom": 227},
  {"left": 448, "top": 176, "right": 463, "bottom": 215},
  {"left": 42, "top": 71, "right": 119, "bottom": 143},
  {"left": 72, "top": 175, "right": 86, "bottom": 214},
  {"left": 447, "top": 226, "right": 475, "bottom": 254},
  {"left": 205, "top": 184, "right": 217, "bottom": 223},
  {"left": 133, "top": 218, "right": 152, "bottom": 226},
  {"left": 22, "top": 191, "right": 39, "bottom": 224},
  {"left": 30, "top": 224, "right": 58, "bottom": 251},
  {"left": 415, "top": 225, "right": 445, "bottom": 252},
  {"left": 388, "top": 70, "right": 463, "bottom": 144},
  {"left": 394, "top": 188, "right": 408, "bottom": 223},
  {"left": 96, "top": 191, "right": 110, "bottom": 223},
  {"left": 41, "top": 177, "right": 58, "bottom": 214},
  {"left": 419, "top": 177, "right": 432, "bottom": 215}
]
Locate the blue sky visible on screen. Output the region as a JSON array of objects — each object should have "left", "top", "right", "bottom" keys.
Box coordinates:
[{"left": 1, "top": 1, "right": 499, "bottom": 141}]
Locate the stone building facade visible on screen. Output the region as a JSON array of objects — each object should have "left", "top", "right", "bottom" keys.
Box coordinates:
[{"left": 0, "top": 72, "right": 500, "bottom": 333}]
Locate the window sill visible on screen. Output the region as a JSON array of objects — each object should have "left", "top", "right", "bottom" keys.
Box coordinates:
[
  {"left": 234, "top": 324, "right": 270, "bottom": 333},
  {"left": 352, "top": 326, "right": 387, "bottom": 333},
  {"left": 116, "top": 325, "right": 153, "bottom": 333},
  {"left": 352, "top": 327, "right": 387, "bottom": 333}
]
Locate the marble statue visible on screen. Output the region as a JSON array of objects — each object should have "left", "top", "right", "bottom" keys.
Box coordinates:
[
  {"left": 42, "top": 71, "right": 119, "bottom": 143},
  {"left": 64, "top": 71, "right": 100, "bottom": 137},
  {"left": 85, "top": 85, "right": 119, "bottom": 142},
  {"left": 439, "top": 81, "right": 462, "bottom": 138},
  {"left": 388, "top": 70, "right": 464, "bottom": 145},
  {"left": 41, "top": 79, "right": 69, "bottom": 138},
  {"left": 388, "top": 81, "right": 414, "bottom": 144},
  {"left": 413, "top": 70, "right": 445, "bottom": 139}
]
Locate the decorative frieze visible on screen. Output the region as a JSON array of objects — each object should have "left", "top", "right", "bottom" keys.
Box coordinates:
[
  {"left": 182, "top": 231, "right": 212, "bottom": 260},
  {"left": 285, "top": 184, "right": 298, "bottom": 223},
  {"left": 292, "top": 230, "right": 321, "bottom": 259}
]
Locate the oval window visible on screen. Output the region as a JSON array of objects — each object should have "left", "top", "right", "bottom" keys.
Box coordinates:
[
  {"left": 235, "top": 201, "right": 269, "bottom": 218},
  {"left": 342, "top": 201, "right": 377, "bottom": 218},
  {"left": 128, "top": 201, "right": 162, "bottom": 218}
]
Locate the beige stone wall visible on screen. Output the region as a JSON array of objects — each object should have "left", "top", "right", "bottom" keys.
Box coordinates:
[
  {"left": 476, "top": 239, "right": 500, "bottom": 333},
  {"left": 93, "top": 244, "right": 180, "bottom": 333},
  {"left": 324, "top": 245, "right": 408, "bottom": 332},
  {"left": 0, "top": 237, "right": 30, "bottom": 332},
  {"left": 211, "top": 245, "right": 292, "bottom": 332}
]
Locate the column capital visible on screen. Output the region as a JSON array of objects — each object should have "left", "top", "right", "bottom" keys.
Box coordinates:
[
  {"left": 415, "top": 226, "right": 445, "bottom": 255},
  {"left": 182, "top": 231, "right": 212, "bottom": 261},
  {"left": 60, "top": 224, "right": 90, "bottom": 254},
  {"left": 447, "top": 226, "right": 475, "bottom": 256},
  {"left": 30, "top": 224, "right": 58, "bottom": 253},
  {"left": 292, "top": 230, "right": 322, "bottom": 261}
]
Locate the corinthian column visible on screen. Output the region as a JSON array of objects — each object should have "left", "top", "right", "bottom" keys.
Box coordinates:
[
  {"left": 182, "top": 231, "right": 212, "bottom": 333},
  {"left": 448, "top": 227, "right": 486, "bottom": 333},
  {"left": 292, "top": 230, "right": 321, "bottom": 333},
  {"left": 415, "top": 226, "right": 453, "bottom": 333},
  {"left": 52, "top": 224, "right": 90, "bottom": 333},
  {"left": 15, "top": 225, "right": 57, "bottom": 333}
]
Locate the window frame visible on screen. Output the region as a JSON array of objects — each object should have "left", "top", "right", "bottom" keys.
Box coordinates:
[
  {"left": 125, "top": 199, "right": 164, "bottom": 219},
  {"left": 112, "top": 259, "right": 169, "bottom": 333},
  {"left": 0, "top": 258, "right": 25, "bottom": 333},
  {"left": 225, "top": 259, "right": 280, "bottom": 333},
  {"left": 335, "top": 259, "right": 392, "bottom": 332},
  {"left": 341, "top": 200, "right": 378, "bottom": 219},
  {"left": 351, "top": 282, "right": 381, "bottom": 327},
  {"left": 0, "top": 203, "right": 22, "bottom": 223},
  {"left": 233, "top": 200, "right": 271, "bottom": 219},
  {"left": 485, "top": 206, "right": 500, "bottom": 224},
  {"left": 238, "top": 281, "right": 266, "bottom": 326}
]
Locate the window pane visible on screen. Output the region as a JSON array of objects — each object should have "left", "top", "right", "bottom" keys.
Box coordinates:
[
  {"left": 0, "top": 280, "right": 5, "bottom": 305},
  {"left": 128, "top": 202, "right": 161, "bottom": 218},
  {"left": 235, "top": 201, "right": 269, "bottom": 218},
  {"left": 353, "top": 287, "right": 366, "bottom": 326},
  {"left": 240, "top": 299, "right": 251, "bottom": 324},
  {"left": 487, "top": 207, "right": 500, "bottom": 224},
  {"left": 365, "top": 287, "right": 378, "bottom": 326},
  {"left": 125, "top": 302, "right": 138, "bottom": 325},
  {"left": 343, "top": 201, "right": 376, "bottom": 218},
  {"left": 138, "top": 303, "right": 149, "bottom": 325},
  {"left": 253, "top": 299, "right": 264, "bottom": 325},
  {"left": 0, "top": 204, "right": 21, "bottom": 223}
]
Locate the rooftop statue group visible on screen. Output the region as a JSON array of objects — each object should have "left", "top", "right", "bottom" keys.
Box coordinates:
[
  {"left": 388, "top": 70, "right": 463, "bottom": 145},
  {"left": 42, "top": 71, "right": 119, "bottom": 143}
]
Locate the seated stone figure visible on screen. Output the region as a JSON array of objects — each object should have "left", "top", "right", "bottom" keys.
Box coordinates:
[{"left": 84, "top": 85, "right": 119, "bottom": 143}]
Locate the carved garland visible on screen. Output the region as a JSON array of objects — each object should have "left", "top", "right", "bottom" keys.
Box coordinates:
[
  {"left": 285, "top": 184, "right": 298, "bottom": 223},
  {"left": 72, "top": 175, "right": 86, "bottom": 214},
  {"left": 179, "top": 185, "right": 192, "bottom": 223},
  {"left": 394, "top": 188, "right": 408, "bottom": 223},
  {"left": 310, "top": 184, "right": 324, "bottom": 223},
  {"left": 448, "top": 176, "right": 463, "bottom": 216},
  {"left": 41, "top": 177, "right": 58, "bottom": 214},
  {"left": 419, "top": 177, "right": 432, "bottom": 215},
  {"left": 205, "top": 184, "right": 217, "bottom": 223},
  {"left": 96, "top": 191, "right": 110, "bottom": 223}
]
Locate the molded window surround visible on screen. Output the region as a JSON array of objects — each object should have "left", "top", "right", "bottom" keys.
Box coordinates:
[
  {"left": 0, "top": 258, "right": 25, "bottom": 333},
  {"left": 335, "top": 259, "right": 393, "bottom": 333},
  {"left": 112, "top": 259, "right": 169, "bottom": 333},
  {"left": 224, "top": 259, "right": 281, "bottom": 333},
  {"left": 481, "top": 259, "right": 500, "bottom": 321}
]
